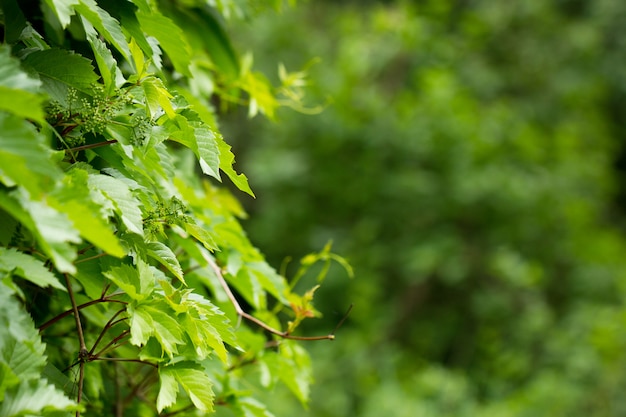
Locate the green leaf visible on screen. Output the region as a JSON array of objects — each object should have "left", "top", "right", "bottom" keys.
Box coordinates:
[
  {"left": 0, "top": 379, "right": 79, "bottom": 416},
  {"left": 0, "top": 46, "right": 45, "bottom": 123},
  {"left": 157, "top": 362, "right": 214, "bottom": 412},
  {"left": 43, "top": 0, "right": 79, "bottom": 28},
  {"left": 0, "top": 113, "right": 61, "bottom": 198},
  {"left": 168, "top": 7, "right": 239, "bottom": 78},
  {"left": 103, "top": 261, "right": 154, "bottom": 302},
  {"left": 247, "top": 262, "right": 289, "bottom": 304},
  {"left": 142, "top": 76, "right": 175, "bottom": 119},
  {"left": 75, "top": 0, "right": 131, "bottom": 61},
  {"left": 84, "top": 22, "right": 124, "bottom": 93},
  {"left": 0, "top": 248, "right": 64, "bottom": 290},
  {"left": 262, "top": 342, "right": 312, "bottom": 406},
  {"left": 0, "top": 189, "right": 79, "bottom": 274},
  {"left": 216, "top": 133, "right": 255, "bottom": 196},
  {"left": 168, "top": 116, "right": 220, "bottom": 180},
  {"left": 233, "top": 397, "right": 276, "bottom": 417},
  {"left": 23, "top": 48, "right": 99, "bottom": 98},
  {"left": 156, "top": 366, "right": 178, "bottom": 412},
  {"left": 49, "top": 168, "right": 126, "bottom": 258},
  {"left": 88, "top": 173, "right": 144, "bottom": 236},
  {"left": 181, "top": 294, "right": 235, "bottom": 363},
  {"left": 128, "top": 299, "right": 184, "bottom": 357},
  {"left": 135, "top": 5, "right": 192, "bottom": 77},
  {"left": 146, "top": 242, "right": 184, "bottom": 283}
]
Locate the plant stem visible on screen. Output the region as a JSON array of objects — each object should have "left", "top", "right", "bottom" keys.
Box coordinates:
[
  {"left": 64, "top": 274, "right": 87, "bottom": 416},
  {"left": 67, "top": 139, "right": 118, "bottom": 153},
  {"left": 39, "top": 293, "right": 127, "bottom": 332},
  {"left": 203, "top": 252, "right": 338, "bottom": 341}
]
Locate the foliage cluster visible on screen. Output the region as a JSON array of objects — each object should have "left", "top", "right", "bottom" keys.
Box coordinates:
[
  {"left": 223, "top": 1, "right": 626, "bottom": 416},
  {"left": 0, "top": 1, "right": 340, "bottom": 416}
]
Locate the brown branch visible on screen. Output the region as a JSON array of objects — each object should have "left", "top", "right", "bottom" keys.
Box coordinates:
[
  {"left": 203, "top": 252, "right": 337, "bottom": 341},
  {"left": 66, "top": 139, "right": 118, "bottom": 153},
  {"left": 92, "top": 330, "right": 130, "bottom": 358},
  {"left": 90, "top": 357, "right": 158, "bottom": 368},
  {"left": 89, "top": 309, "right": 127, "bottom": 356},
  {"left": 74, "top": 252, "right": 109, "bottom": 265},
  {"left": 64, "top": 274, "right": 87, "bottom": 416},
  {"left": 39, "top": 292, "right": 127, "bottom": 332}
]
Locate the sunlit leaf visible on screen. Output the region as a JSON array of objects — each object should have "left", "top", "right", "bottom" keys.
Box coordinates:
[{"left": 0, "top": 248, "right": 64, "bottom": 290}]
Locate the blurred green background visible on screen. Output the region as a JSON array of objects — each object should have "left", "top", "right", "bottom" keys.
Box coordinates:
[{"left": 221, "top": 1, "right": 626, "bottom": 415}]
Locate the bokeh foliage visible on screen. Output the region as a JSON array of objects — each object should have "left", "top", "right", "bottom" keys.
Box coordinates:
[{"left": 223, "top": 1, "right": 626, "bottom": 415}]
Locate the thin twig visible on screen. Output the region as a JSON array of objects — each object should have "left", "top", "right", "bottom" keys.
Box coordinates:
[
  {"left": 74, "top": 252, "right": 109, "bottom": 265},
  {"left": 89, "top": 309, "right": 127, "bottom": 356},
  {"left": 90, "top": 357, "right": 158, "bottom": 368},
  {"left": 203, "top": 252, "right": 338, "bottom": 341},
  {"left": 64, "top": 274, "right": 87, "bottom": 416},
  {"left": 92, "top": 330, "right": 130, "bottom": 358},
  {"left": 39, "top": 292, "right": 127, "bottom": 332},
  {"left": 66, "top": 139, "right": 118, "bottom": 153}
]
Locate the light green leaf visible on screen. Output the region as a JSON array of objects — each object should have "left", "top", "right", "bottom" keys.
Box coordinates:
[
  {"left": 49, "top": 168, "right": 126, "bottom": 258},
  {"left": 157, "top": 362, "right": 214, "bottom": 412},
  {"left": 0, "top": 46, "right": 45, "bottom": 123},
  {"left": 135, "top": 7, "right": 192, "bottom": 77},
  {"left": 0, "top": 113, "right": 60, "bottom": 197},
  {"left": 156, "top": 366, "right": 178, "bottom": 412},
  {"left": 0, "top": 189, "right": 79, "bottom": 274},
  {"left": 145, "top": 304, "right": 184, "bottom": 356},
  {"left": 88, "top": 173, "right": 144, "bottom": 236},
  {"left": 103, "top": 262, "right": 154, "bottom": 301},
  {"left": 248, "top": 262, "right": 289, "bottom": 304},
  {"left": 216, "top": 133, "right": 255, "bottom": 196},
  {"left": 142, "top": 76, "right": 175, "bottom": 119},
  {"left": 262, "top": 342, "right": 312, "bottom": 406},
  {"left": 147, "top": 242, "right": 184, "bottom": 283},
  {"left": 23, "top": 48, "right": 99, "bottom": 98},
  {"left": 0, "top": 282, "right": 52, "bottom": 404},
  {"left": 75, "top": 0, "right": 131, "bottom": 60},
  {"left": 234, "top": 397, "right": 276, "bottom": 417},
  {"left": 43, "top": 0, "right": 79, "bottom": 28},
  {"left": 84, "top": 22, "right": 124, "bottom": 93},
  {"left": 128, "top": 302, "right": 153, "bottom": 347},
  {"left": 168, "top": 116, "right": 220, "bottom": 179},
  {"left": 0, "top": 379, "right": 79, "bottom": 416},
  {"left": 0, "top": 248, "right": 64, "bottom": 290}
]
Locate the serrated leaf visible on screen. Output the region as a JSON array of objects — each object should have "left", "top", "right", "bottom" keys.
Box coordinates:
[
  {"left": 103, "top": 261, "right": 154, "bottom": 301},
  {"left": 0, "top": 113, "right": 61, "bottom": 197},
  {"left": 0, "top": 46, "right": 45, "bottom": 123},
  {"left": 156, "top": 366, "right": 178, "bottom": 412},
  {"left": 128, "top": 302, "right": 153, "bottom": 347},
  {"left": 135, "top": 7, "right": 192, "bottom": 77},
  {"left": 0, "top": 248, "right": 64, "bottom": 290},
  {"left": 262, "top": 342, "right": 312, "bottom": 406},
  {"left": 84, "top": 22, "right": 124, "bottom": 93},
  {"left": 75, "top": 0, "right": 131, "bottom": 60},
  {"left": 0, "top": 379, "right": 79, "bottom": 416},
  {"left": 216, "top": 133, "right": 255, "bottom": 196},
  {"left": 181, "top": 294, "right": 234, "bottom": 363},
  {"left": 147, "top": 242, "right": 184, "bottom": 283},
  {"left": 168, "top": 116, "right": 220, "bottom": 179},
  {"left": 23, "top": 48, "right": 99, "bottom": 98},
  {"left": 145, "top": 304, "right": 184, "bottom": 356},
  {"left": 43, "top": 0, "right": 79, "bottom": 28},
  {"left": 248, "top": 262, "right": 289, "bottom": 304},
  {"left": 164, "top": 6, "right": 239, "bottom": 78},
  {"left": 49, "top": 168, "right": 126, "bottom": 258},
  {"left": 157, "top": 362, "right": 214, "bottom": 412},
  {"left": 234, "top": 397, "right": 276, "bottom": 417},
  {"left": 142, "top": 76, "right": 175, "bottom": 119},
  {"left": 88, "top": 173, "right": 144, "bottom": 236},
  {"left": 0, "top": 189, "right": 79, "bottom": 274}
]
